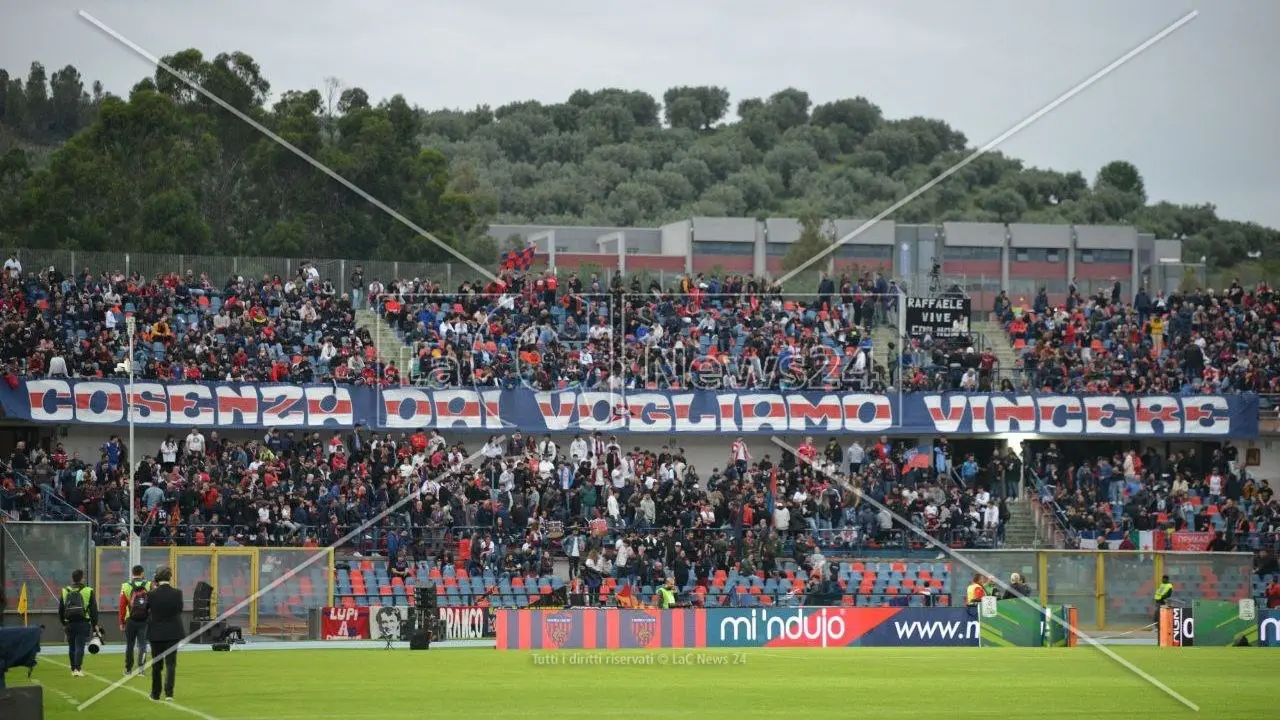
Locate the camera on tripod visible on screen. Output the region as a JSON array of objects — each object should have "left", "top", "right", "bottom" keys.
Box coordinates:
[{"left": 87, "top": 626, "right": 105, "bottom": 654}]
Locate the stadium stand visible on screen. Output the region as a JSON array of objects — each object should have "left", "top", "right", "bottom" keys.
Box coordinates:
[
  {"left": 1, "top": 263, "right": 379, "bottom": 384},
  {"left": 2, "top": 256, "right": 1279, "bottom": 616}
]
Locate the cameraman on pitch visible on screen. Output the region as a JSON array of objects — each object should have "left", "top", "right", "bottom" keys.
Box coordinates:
[{"left": 118, "top": 565, "right": 152, "bottom": 676}]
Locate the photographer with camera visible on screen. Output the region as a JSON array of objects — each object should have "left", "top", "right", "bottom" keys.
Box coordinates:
[
  {"left": 58, "top": 569, "right": 99, "bottom": 677},
  {"left": 118, "top": 565, "right": 152, "bottom": 676}
]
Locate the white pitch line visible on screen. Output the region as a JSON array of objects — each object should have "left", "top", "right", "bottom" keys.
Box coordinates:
[
  {"left": 43, "top": 650, "right": 222, "bottom": 718},
  {"left": 768, "top": 435, "right": 1200, "bottom": 711},
  {"left": 76, "top": 10, "right": 500, "bottom": 286},
  {"left": 76, "top": 442, "right": 499, "bottom": 711},
  {"left": 777, "top": 10, "right": 1199, "bottom": 285}
]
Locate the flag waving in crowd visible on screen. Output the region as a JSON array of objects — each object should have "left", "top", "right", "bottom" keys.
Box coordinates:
[{"left": 500, "top": 242, "right": 537, "bottom": 272}]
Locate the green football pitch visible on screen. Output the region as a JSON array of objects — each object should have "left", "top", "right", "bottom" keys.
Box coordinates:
[{"left": 16, "top": 646, "right": 1280, "bottom": 720}]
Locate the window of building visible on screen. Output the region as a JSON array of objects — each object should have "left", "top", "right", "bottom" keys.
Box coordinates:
[
  {"left": 692, "top": 241, "right": 754, "bottom": 256},
  {"left": 941, "top": 246, "right": 1002, "bottom": 261},
  {"left": 1076, "top": 249, "right": 1130, "bottom": 264},
  {"left": 1014, "top": 248, "right": 1065, "bottom": 262},
  {"left": 836, "top": 244, "right": 893, "bottom": 259}
]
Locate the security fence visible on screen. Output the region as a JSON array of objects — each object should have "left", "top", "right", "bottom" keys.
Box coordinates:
[
  {"left": 0, "top": 521, "right": 94, "bottom": 612},
  {"left": 954, "top": 550, "right": 1253, "bottom": 630},
  {"left": 94, "top": 546, "right": 334, "bottom": 638}
]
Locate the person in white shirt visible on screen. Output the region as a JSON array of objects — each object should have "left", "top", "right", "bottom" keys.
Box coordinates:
[
  {"left": 481, "top": 436, "right": 504, "bottom": 460},
  {"left": 982, "top": 503, "right": 1000, "bottom": 530},
  {"left": 975, "top": 489, "right": 991, "bottom": 507},
  {"left": 4, "top": 254, "right": 21, "bottom": 280},
  {"left": 845, "top": 441, "right": 865, "bottom": 473},
  {"left": 569, "top": 435, "right": 589, "bottom": 466},
  {"left": 730, "top": 437, "right": 751, "bottom": 473},
  {"left": 159, "top": 436, "right": 180, "bottom": 470},
  {"left": 48, "top": 354, "right": 70, "bottom": 377},
  {"left": 773, "top": 503, "right": 791, "bottom": 531},
  {"left": 639, "top": 494, "right": 656, "bottom": 527},
  {"left": 605, "top": 489, "right": 620, "bottom": 521},
  {"left": 184, "top": 429, "right": 205, "bottom": 457},
  {"left": 536, "top": 435, "right": 557, "bottom": 462}
]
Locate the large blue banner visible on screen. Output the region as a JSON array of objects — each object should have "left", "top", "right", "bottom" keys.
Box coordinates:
[
  {"left": 705, "top": 607, "right": 979, "bottom": 648},
  {"left": 1261, "top": 611, "right": 1280, "bottom": 647},
  {"left": 0, "top": 379, "right": 1258, "bottom": 437}
]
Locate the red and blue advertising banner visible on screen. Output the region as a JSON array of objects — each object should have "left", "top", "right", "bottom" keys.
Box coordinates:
[
  {"left": 321, "top": 606, "right": 369, "bottom": 640},
  {"left": 494, "top": 607, "right": 981, "bottom": 649},
  {"left": 0, "top": 379, "right": 1258, "bottom": 438}
]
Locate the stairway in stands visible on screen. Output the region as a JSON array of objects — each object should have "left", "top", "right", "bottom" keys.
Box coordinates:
[
  {"left": 871, "top": 324, "right": 898, "bottom": 383},
  {"left": 355, "top": 308, "right": 415, "bottom": 372},
  {"left": 972, "top": 319, "right": 1020, "bottom": 379},
  {"left": 1002, "top": 499, "right": 1052, "bottom": 549}
]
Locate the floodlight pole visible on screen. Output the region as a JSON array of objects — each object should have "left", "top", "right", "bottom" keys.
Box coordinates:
[{"left": 126, "top": 314, "right": 140, "bottom": 567}]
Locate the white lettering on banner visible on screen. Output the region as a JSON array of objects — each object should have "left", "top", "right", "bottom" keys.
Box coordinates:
[
  {"left": 439, "top": 607, "right": 487, "bottom": 640},
  {"left": 923, "top": 395, "right": 967, "bottom": 433},
  {"left": 740, "top": 393, "right": 788, "bottom": 433},
  {"left": 260, "top": 385, "right": 305, "bottom": 427},
  {"left": 1260, "top": 617, "right": 1280, "bottom": 645},
  {"left": 129, "top": 382, "right": 170, "bottom": 424},
  {"left": 786, "top": 395, "right": 843, "bottom": 432},
  {"left": 578, "top": 391, "right": 624, "bottom": 432},
  {"left": 990, "top": 396, "right": 1036, "bottom": 433},
  {"left": 626, "top": 393, "right": 672, "bottom": 431},
  {"left": 14, "top": 381, "right": 1244, "bottom": 436},
  {"left": 906, "top": 297, "right": 967, "bottom": 311},
  {"left": 74, "top": 381, "right": 126, "bottom": 424},
  {"left": 716, "top": 609, "right": 849, "bottom": 647},
  {"left": 672, "top": 393, "right": 717, "bottom": 433},
  {"left": 843, "top": 394, "right": 893, "bottom": 433},
  {"left": 1037, "top": 396, "right": 1084, "bottom": 433}
]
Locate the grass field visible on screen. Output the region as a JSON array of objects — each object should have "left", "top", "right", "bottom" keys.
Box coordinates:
[{"left": 14, "top": 646, "right": 1280, "bottom": 720}]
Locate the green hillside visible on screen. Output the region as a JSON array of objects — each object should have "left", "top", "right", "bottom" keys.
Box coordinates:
[{"left": 0, "top": 51, "right": 1275, "bottom": 271}]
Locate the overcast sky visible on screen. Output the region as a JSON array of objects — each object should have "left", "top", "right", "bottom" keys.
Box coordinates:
[{"left": 3, "top": 0, "right": 1277, "bottom": 228}]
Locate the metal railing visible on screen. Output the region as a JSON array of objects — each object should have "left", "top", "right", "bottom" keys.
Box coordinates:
[
  {"left": 1026, "top": 469, "right": 1075, "bottom": 548},
  {"left": 13, "top": 247, "right": 1113, "bottom": 297}
]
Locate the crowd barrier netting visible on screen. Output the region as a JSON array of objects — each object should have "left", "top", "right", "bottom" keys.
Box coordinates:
[
  {"left": 953, "top": 550, "right": 1254, "bottom": 630},
  {"left": 94, "top": 546, "right": 333, "bottom": 636},
  {"left": 1, "top": 521, "right": 94, "bottom": 611}
]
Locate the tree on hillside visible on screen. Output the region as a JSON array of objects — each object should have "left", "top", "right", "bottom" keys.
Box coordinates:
[
  {"left": 1095, "top": 160, "right": 1146, "bottom": 203},
  {"left": 782, "top": 213, "right": 835, "bottom": 273},
  {"left": 1, "top": 54, "right": 1277, "bottom": 271}
]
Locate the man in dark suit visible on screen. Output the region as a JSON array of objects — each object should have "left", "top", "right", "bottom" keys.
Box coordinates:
[{"left": 145, "top": 567, "right": 184, "bottom": 701}]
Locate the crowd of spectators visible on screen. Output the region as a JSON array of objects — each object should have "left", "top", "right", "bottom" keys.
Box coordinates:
[
  {"left": 5, "top": 254, "right": 1280, "bottom": 607},
  {"left": 1, "top": 254, "right": 383, "bottom": 385},
  {"left": 374, "top": 268, "right": 910, "bottom": 392},
  {"left": 1026, "top": 440, "right": 1280, "bottom": 561},
  {"left": 6, "top": 423, "right": 1013, "bottom": 597},
  {"left": 997, "top": 277, "right": 1280, "bottom": 394}
]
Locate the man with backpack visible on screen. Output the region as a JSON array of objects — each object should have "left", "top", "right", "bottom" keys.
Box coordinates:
[
  {"left": 58, "top": 569, "right": 99, "bottom": 677},
  {"left": 118, "top": 565, "right": 152, "bottom": 676}
]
